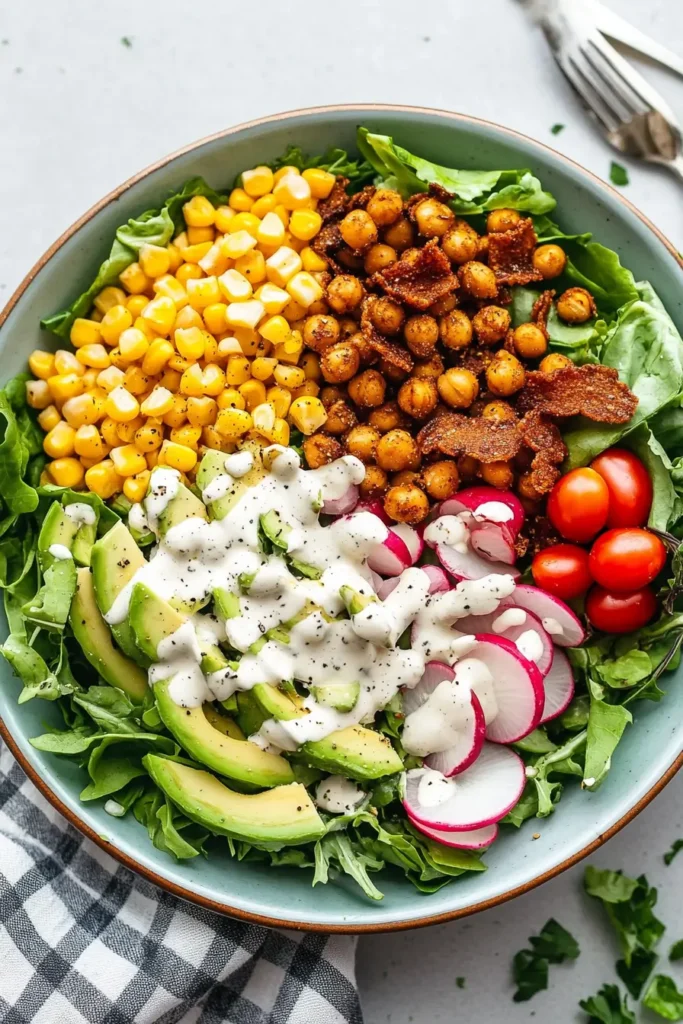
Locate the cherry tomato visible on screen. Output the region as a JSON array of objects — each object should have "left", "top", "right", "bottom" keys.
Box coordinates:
[
  {"left": 585, "top": 585, "right": 657, "bottom": 634},
  {"left": 547, "top": 468, "right": 610, "bottom": 543},
  {"left": 589, "top": 528, "right": 667, "bottom": 592},
  {"left": 590, "top": 448, "right": 653, "bottom": 528},
  {"left": 532, "top": 543, "right": 593, "bottom": 600}
]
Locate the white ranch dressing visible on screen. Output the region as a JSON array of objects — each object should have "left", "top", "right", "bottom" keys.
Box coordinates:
[
  {"left": 64, "top": 502, "right": 96, "bottom": 527},
  {"left": 472, "top": 501, "right": 514, "bottom": 523},
  {"left": 416, "top": 767, "right": 457, "bottom": 808},
  {"left": 402, "top": 677, "right": 473, "bottom": 756},
  {"left": 455, "top": 657, "right": 498, "bottom": 723},
  {"left": 492, "top": 608, "right": 526, "bottom": 633},
  {"left": 128, "top": 502, "right": 149, "bottom": 534},
  {"left": 542, "top": 616, "right": 564, "bottom": 637},
  {"left": 423, "top": 515, "right": 469, "bottom": 552},
  {"left": 315, "top": 776, "right": 365, "bottom": 814},
  {"left": 48, "top": 544, "right": 73, "bottom": 560},
  {"left": 412, "top": 574, "right": 516, "bottom": 663},
  {"left": 516, "top": 629, "right": 544, "bottom": 664}
]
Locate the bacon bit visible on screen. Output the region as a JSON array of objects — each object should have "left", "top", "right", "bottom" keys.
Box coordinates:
[
  {"left": 348, "top": 185, "right": 377, "bottom": 211},
  {"left": 518, "top": 364, "right": 638, "bottom": 423},
  {"left": 487, "top": 217, "right": 544, "bottom": 286},
  {"left": 361, "top": 297, "right": 415, "bottom": 374},
  {"left": 528, "top": 453, "right": 562, "bottom": 495},
  {"left": 418, "top": 413, "right": 522, "bottom": 463},
  {"left": 531, "top": 289, "right": 556, "bottom": 336},
  {"left": 518, "top": 410, "right": 567, "bottom": 464},
  {"left": 317, "top": 177, "right": 350, "bottom": 223},
  {"left": 373, "top": 239, "right": 459, "bottom": 311},
  {"left": 311, "top": 221, "right": 346, "bottom": 273},
  {"left": 405, "top": 192, "right": 431, "bottom": 221},
  {"left": 428, "top": 181, "right": 456, "bottom": 204}
]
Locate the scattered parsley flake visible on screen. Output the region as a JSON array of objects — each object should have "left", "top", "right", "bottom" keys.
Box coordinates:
[
  {"left": 643, "top": 974, "right": 683, "bottom": 1020},
  {"left": 610, "top": 161, "right": 629, "bottom": 186},
  {"left": 551, "top": 123, "right": 565, "bottom": 135},
  {"left": 670, "top": 940, "right": 683, "bottom": 962},
  {"left": 121, "top": 36, "right": 132, "bottom": 47},
  {"left": 456, "top": 976, "right": 465, "bottom": 989},
  {"left": 664, "top": 839, "right": 683, "bottom": 866},
  {"left": 579, "top": 983, "right": 635, "bottom": 1023},
  {"left": 512, "top": 918, "right": 579, "bottom": 1001}
]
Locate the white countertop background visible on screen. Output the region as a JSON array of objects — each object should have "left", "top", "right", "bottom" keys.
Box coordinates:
[{"left": 1, "top": 1, "right": 682, "bottom": 1020}]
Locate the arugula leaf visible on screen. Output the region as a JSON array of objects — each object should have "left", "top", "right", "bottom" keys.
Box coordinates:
[
  {"left": 610, "top": 162, "right": 629, "bottom": 187},
  {"left": 72, "top": 685, "right": 141, "bottom": 734},
  {"left": 80, "top": 733, "right": 176, "bottom": 801},
  {"left": 643, "top": 975, "right": 683, "bottom": 1020},
  {"left": 512, "top": 949, "right": 548, "bottom": 1002},
  {"left": 41, "top": 178, "right": 225, "bottom": 339},
  {"left": 584, "top": 691, "right": 632, "bottom": 790},
  {"left": 664, "top": 839, "right": 683, "bottom": 866},
  {"left": 269, "top": 145, "right": 374, "bottom": 190},
  {"left": 579, "top": 983, "right": 635, "bottom": 1023},
  {"left": 551, "top": 124, "right": 565, "bottom": 135},
  {"left": 670, "top": 940, "right": 683, "bottom": 961},
  {"left": 1, "top": 634, "right": 72, "bottom": 703},
  {"left": 313, "top": 833, "right": 384, "bottom": 901},
  {"left": 21, "top": 558, "right": 77, "bottom": 633},
  {"left": 133, "top": 785, "right": 209, "bottom": 859},
  {"left": 512, "top": 919, "right": 579, "bottom": 1001},
  {"left": 625, "top": 426, "right": 682, "bottom": 532}
]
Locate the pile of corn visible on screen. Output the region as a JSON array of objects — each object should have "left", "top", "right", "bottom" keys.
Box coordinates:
[{"left": 26, "top": 165, "right": 337, "bottom": 501}]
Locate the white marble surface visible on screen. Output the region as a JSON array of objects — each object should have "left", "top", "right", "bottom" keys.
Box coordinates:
[{"left": 1, "top": 1, "right": 682, "bottom": 1020}]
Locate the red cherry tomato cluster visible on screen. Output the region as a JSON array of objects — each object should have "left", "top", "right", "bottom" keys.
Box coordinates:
[{"left": 533, "top": 448, "right": 665, "bottom": 634}]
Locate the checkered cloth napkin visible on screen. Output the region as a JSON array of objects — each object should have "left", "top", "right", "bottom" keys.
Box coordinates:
[{"left": 0, "top": 741, "right": 363, "bottom": 1024}]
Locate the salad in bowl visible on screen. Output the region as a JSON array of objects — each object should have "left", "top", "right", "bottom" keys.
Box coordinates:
[{"left": 1, "top": 125, "right": 682, "bottom": 903}]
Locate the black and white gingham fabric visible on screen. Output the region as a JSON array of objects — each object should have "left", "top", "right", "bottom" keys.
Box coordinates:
[{"left": 0, "top": 741, "right": 363, "bottom": 1024}]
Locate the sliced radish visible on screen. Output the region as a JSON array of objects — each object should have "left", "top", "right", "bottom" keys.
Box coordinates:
[
  {"left": 322, "top": 484, "right": 359, "bottom": 516},
  {"left": 435, "top": 540, "right": 520, "bottom": 582},
  {"left": 454, "top": 607, "right": 553, "bottom": 676},
  {"left": 508, "top": 584, "right": 585, "bottom": 647},
  {"left": 376, "top": 564, "right": 452, "bottom": 601},
  {"left": 407, "top": 815, "right": 498, "bottom": 850},
  {"left": 353, "top": 499, "right": 390, "bottom": 524},
  {"left": 469, "top": 634, "right": 545, "bottom": 743},
  {"left": 367, "top": 529, "right": 412, "bottom": 577},
  {"left": 402, "top": 742, "right": 525, "bottom": 831},
  {"left": 401, "top": 661, "right": 485, "bottom": 776},
  {"left": 390, "top": 522, "right": 424, "bottom": 565},
  {"left": 369, "top": 569, "right": 384, "bottom": 593},
  {"left": 469, "top": 521, "right": 517, "bottom": 566},
  {"left": 439, "top": 487, "right": 525, "bottom": 538},
  {"left": 540, "top": 648, "right": 575, "bottom": 724}
]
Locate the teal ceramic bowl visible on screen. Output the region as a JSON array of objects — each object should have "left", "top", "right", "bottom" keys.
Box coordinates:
[{"left": 1, "top": 105, "right": 682, "bottom": 932}]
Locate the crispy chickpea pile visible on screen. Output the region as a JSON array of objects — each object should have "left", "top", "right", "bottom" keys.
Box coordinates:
[{"left": 299, "top": 185, "right": 592, "bottom": 524}]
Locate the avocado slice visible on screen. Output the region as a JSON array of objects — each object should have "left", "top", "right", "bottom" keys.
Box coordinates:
[
  {"left": 91, "top": 520, "right": 148, "bottom": 663},
  {"left": 37, "top": 502, "right": 79, "bottom": 570},
  {"left": 302, "top": 726, "right": 404, "bottom": 781},
  {"left": 213, "top": 587, "right": 240, "bottom": 621},
  {"left": 339, "top": 585, "right": 376, "bottom": 616},
  {"left": 202, "top": 703, "right": 245, "bottom": 740},
  {"left": 153, "top": 678, "right": 295, "bottom": 789},
  {"left": 71, "top": 522, "right": 97, "bottom": 567},
  {"left": 144, "top": 754, "right": 325, "bottom": 845},
  {"left": 70, "top": 568, "right": 148, "bottom": 702},
  {"left": 196, "top": 441, "right": 266, "bottom": 521},
  {"left": 310, "top": 681, "right": 360, "bottom": 713},
  {"left": 260, "top": 509, "right": 291, "bottom": 551},
  {"left": 23, "top": 502, "right": 78, "bottom": 632},
  {"left": 150, "top": 469, "right": 207, "bottom": 537},
  {"left": 129, "top": 583, "right": 229, "bottom": 676}
]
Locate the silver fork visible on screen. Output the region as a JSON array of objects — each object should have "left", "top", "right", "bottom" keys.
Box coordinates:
[{"left": 540, "top": 1, "right": 683, "bottom": 182}]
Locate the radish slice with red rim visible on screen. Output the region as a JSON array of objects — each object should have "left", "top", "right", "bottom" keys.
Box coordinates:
[
  {"left": 467, "top": 634, "right": 545, "bottom": 743},
  {"left": 509, "top": 584, "right": 585, "bottom": 647},
  {"left": 390, "top": 522, "right": 424, "bottom": 565},
  {"left": 469, "top": 521, "right": 517, "bottom": 566},
  {"left": 366, "top": 529, "right": 412, "bottom": 577},
  {"left": 321, "top": 485, "right": 359, "bottom": 516},
  {"left": 438, "top": 487, "right": 525, "bottom": 538},
  {"left": 453, "top": 607, "right": 553, "bottom": 676},
  {"left": 407, "top": 815, "right": 499, "bottom": 850},
  {"left": 352, "top": 499, "right": 391, "bottom": 524},
  {"left": 402, "top": 742, "right": 525, "bottom": 831},
  {"left": 401, "top": 661, "right": 485, "bottom": 776},
  {"left": 434, "top": 540, "right": 520, "bottom": 582},
  {"left": 376, "top": 564, "right": 452, "bottom": 601},
  {"left": 539, "top": 648, "right": 575, "bottom": 723}
]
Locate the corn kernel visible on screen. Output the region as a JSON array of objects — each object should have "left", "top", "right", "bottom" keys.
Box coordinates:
[
  {"left": 228, "top": 188, "right": 254, "bottom": 212},
  {"left": 287, "top": 270, "right": 324, "bottom": 310},
  {"left": 100, "top": 305, "right": 134, "bottom": 346},
  {"left": 289, "top": 209, "right": 323, "bottom": 242},
  {"left": 274, "top": 166, "right": 299, "bottom": 184},
  {"left": 201, "top": 425, "right": 227, "bottom": 451},
  {"left": 26, "top": 380, "right": 51, "bottom": 409},
  {"left": 119, "top": 262, "right": 151, "bottom": 295},
  {"left": 91, "top": 309, "right": 104, "bottom": 322},
  {"left": 174, "top": 306, "right": 203, "bottom": 332},
  {"left": 183, "top": 195, "right": 216, "bottom": 228},
  {"left": 273, "top": 204, "right": 290, "bottom": 228},
  {"left": 159, "top": 440, "right": 197, "bottom": 472},
  {"left": 48, "top": 373, "right": 84, "bottom": 404},
  {"left": 217, "top": 388, "right": 246, "bottom": 411},
  {"left": 203, "top": 364, "right": 226, "bottom": 397},
  {"left": 38, "top": 404, "right": 61, "bottom": 432},
  {"left": 131, "top": 317, "right": 156, "bottom": 342},
  {"left": 250, "top": 402, "right": 276, "bottom": 436},
  {"left": 302, "top": 167, "right": 336, "bottom": 199},
  {"left": 217, "top": 337, "right": 243, "bottom": 360},
  {"left": 62, "top": 392, "right": 102, "bottom": 428},
  {"left": 28, "top": 350, "right": 56, "bottom": 380},
  {"left": 94, "top": 286, "right": 127, "bottom": 315},
  {"left": 174, "top": 326, "right": 206, "bottom": 361},
  {"left": 179, "top": 364, "right": 205, "bottom": 397},
  {"left": 272, "top": 364, "right": 304, "bottom": 389},
  {"left": 241, "top": 333, "right": 270, "bottom": 358},
  {"left": 201, "top": 303, "right": 227, "bottom": 335},
  {"left": 250, "top": 357, "right": 276, "bottom": 382},
  {"left": 235, "top": 250, "right": 266, "bottom": 284},
  {"left": 291, "top": 380, "right": 320, "bottom": 399},
  {"left": 285, "top": 233, "right": 306, "bottom": 254},
  {"left": 141, "top": 338, "right": 174, "bottom": 376},
  {"left": 75, "top": 343, "right": 110, "bottom": 369},
  {"left": 168, "top": 352, "right": 193, "bottom": 373},
  {"left": 126, "top": 295, "right": 149, "bottom": 318},
  {"left": 257, "top": 212, "right": 286, "bottom": 249},
  {"left": 179, "top": 240, "right": 213, "bottom": 264},
  {"left": 240, "top": 166, "right": 274, "bottom": 198},
  {"left": 224, "top": 355, "right": 251, "bottom": 387},
  {"left": 186, "top": 396, "right": 217, "bottom": 427},
  {"left": 140, "top": 387, "right": 174, "bottom": 417},
  {"left": 273, "top": 173, "right": 312, "bottom": 211},
  {"left": 116, "top": 415, "right": 145, "bottom": 443},
  {"left": 134, "top": 419, "right": 164, "bottom": 452},
  {"left": 238, "top": 379, "right": 267, "bottom": 411},
  {"left": 54, "top": 350, "right": 85, "bottom": 376},
  {"left": 153, "top": 274, "right": 188, "bottom": 308},
  {"left": 70, "top": 319, "right": 103, "bottom": 348},
  {"left": 166, "top": 242, "right": 183, "bottom": 273},
  {"left": 139, "top": 243, "right": 171, "bottom": 279},
  {"left": 198, "top": 241, "right": 230, "bottom": 277},
  {"left": 186, "top": 225, "right": 214, "bottom": 247},
  {"left": 141, "top": 296, "right": 176, "bottom": 336},
  {"left": 252, "top": 283, "right": 287, "bottom": 316},
  {"left": 215, "top": 407, "right": 253, "bottom": 438},
  {"left": 272, "top": 330, "right": 304, "bottom": 364},
  {"left": 289, "top": 396, "right": 327, "bottom": 435},
  {"left": 203, "top": 333, "right": 221, "bottom": 362},
  {"left": 266, "top": 386, "right": 292, "bottom": 419},
  {"left": 123, "top": 470, "right": 151, "bottom": 504},
  {"left": 81, "top": 369, "right": 99, "bottom": 389},
  {"left": 176, "top": 262, "right": 204, "bottom": 284},
  {"left": 101, "top": 417, "right": 121, "bottom": 447},
  {"left": 258, "top": 315, "right": 290, "bottom": 345},
  {"left": 110, "top": 444, "right": 147, "bottom": 477},
  {"left": 300, "top": 246, "right": 328, "bottom": 273},
  {"left": 74, "top": 425, "right": 108, "bottom": 460},
  {"left": 265, "top": 246, "right": 302, "bottom": 287},
  {"left": 268, "top": 418, "right": 291, "bottom": 446},
  {"left": 146, "top": 451, "right": 160, "bottom": 470},
  {"left": 225, "top": 212, "right": 258, "bottom": 236},
  {"left": 225, "top": 299, "right": 265, "bottom": 331},
  {"left": 159, "top": 368, "right": 183, "bottom": 393},
  {"left": 251, "top": 194, "right": 278, "bottom": 219},
  {"left": 214, "top": 206, "right": 235, "bottom": 232},
  {"left": 186, "top": 276, "right": 221, "bottom": 311},
  {"left": 49, "top": 457, "right": 84, "bottom": 488},
  {"left": 223, "top": 231, "right": 257, "bottom": 261},
  {"left": 299, "top": 351, "right": 321, "bottom": 381},
  {"left": 105, "top": 386, "right": 140, "bottom": 422},
  {"left": 170, "top": 423, "right": 202, "bottom": 448},
  {"left": 43, "top": 420, "right": 76, "bottom": 458},
  {"left": 218, "top": 269, "right": 252, "bottom": 303},
  {"left": 85, "top": 459, "right": 122, "bottom": 498}
]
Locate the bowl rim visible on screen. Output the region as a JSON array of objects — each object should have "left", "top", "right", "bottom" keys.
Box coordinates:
[{"left": 1, "top": 102, "right": 681, "bottom": 934}]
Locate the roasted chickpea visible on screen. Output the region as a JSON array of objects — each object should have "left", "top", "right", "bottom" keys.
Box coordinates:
[
  {"left": 337, "top": 248, "right": 365, "bottom": 271},
  {"left": 397, "top": 377, "right": 438, "bottom": 420},
  {"left": 303, "top": 314, "right": 340, "bottom": 353},
  {"left": 383, "top": 216, "right": 414, "bottom": 252},
  {"left": 439, "top": 309, "right": 473, "bottom": 351},
  {"left": 345, "top": 424, "right": 380, "bottom": 463},
  {"left": 486, "top": 351, "right": 526, "bottom": 396},
  {"left": 347, "top": 369, "right": 386, "bottom": 408},
  {"left": 472, "top": 305, "right": 511, "bottom": 345},
  {"left": 423, "top": 460, "right": 459, "bottom": 501},
  {"left": 370, "top": 296, "right": 405, "bottom": 336},
  {"left": 364, "top": 243, "right": 398, "bottom": 275},
  {"left": 481, "top": 460, "right": 515, "bottom": 489},
  {"left": 325, "top": 399, "right": 358, "bottom": 435},
  {"left": 441, "top": 220, "right": 480, "bottom": 264},
  {"left": 378, "top": 358, "right": 411, "bottom": 384},
  {"left": 368, "top": 401, "right": 409, "bottom": 434},
  {"left": 349, "top": 331, "right": 376, "bottom": 365},
  {"left": 517, "top": 472, "right": 544, "bottom": 502},
  {"left": 392, "top": 470, "right": 422, "bottom": 488},
  {"left": 458, "top": 455, "right": 480, "bottom": 481},
  {"left": 533, "top": 243, "right": 567, "bottom": 279},
  {"left": 303, "top": 433, "right": 344, "bottom": 469},
  {"left": 365, "top": 188, "right": 404, "bottom": 226},
  {"left": 413, "top": 353, "right": 445, "bottom": 380},
  {"left": 437, "top": 368, "right": 479, "bottom": 409},
  {"left": 513, "top": 322, "right": 548, "bottom": 359},
  {"left": 338, "top": 317, "right": 359, "bottom": 340},
  {"left": 320, "top": 341, "right": 361, "bottom": 383},
  {"left": 459, "top": 261, "right": 498, "bottom": 299},
  {"left": 482, "top": 400, "right": 517, "bottom": 424},
  {"left": 376, "top": 429, "right": 420, "bottom": 472},
  {"left": 413, "top": 197, "right": 455, "bottom": 238},
  {"left": 384, "top": 483, "right": 430, "bottom": 524},
  {"left": 477, "top": 235, "right": 489, "bottom": 260},
  {"left": 403, "top": 314, "right": 439, "bottom": 357},
  {"left": 428, "top": 293, "right": 458, "bottom": 317},
  {"left": 539, "top": 352, "right": 572, "bottom": 374},
  {"left": 320, "top": 385, "right": 347, "bottom": 409},
  {"left": 326, "top": 275, "right": 364, "bottom": 315},
  {"left": 556, "top": 287, "right": 596, "bottom": 324},
  {"left": 359, "top": 464, "right": 389, "bottom": 499},
  {"left": 308, "top": 298, "right": 329, "bottom": 316},
  {"left": 339, "top": 209, "right": 378, "bottom": 251},
  {"left": 487, "top": 208, "right": 522, "bottom": 233}
]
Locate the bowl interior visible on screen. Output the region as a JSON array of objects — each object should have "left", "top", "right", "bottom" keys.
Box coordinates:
[{"left": 1, "top": 106, "right": 682, "bottom": 931}]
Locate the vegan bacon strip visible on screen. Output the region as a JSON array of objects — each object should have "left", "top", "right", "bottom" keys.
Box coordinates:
[
  {"left": 518, "top": 364, "right": 638, "bottom": 423},
  {"left": 418, "top": 413, "right": 523, "bottom": 463},
  {"left": 487, "top": 217, "right": 544, "bottom": 287},
  {"left": 373, "top": 239, "right": 458, "bottom": 311}
]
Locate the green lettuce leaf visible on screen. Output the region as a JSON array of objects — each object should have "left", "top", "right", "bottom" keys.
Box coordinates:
[
  {"left": 643, "top": 975, "right": 683, "bottom": 1020},
  {"left": 268, "top": 145, "right": 374, "bottom": 190},
  {"left": 579, "top": 983, "right": 635, "bottom": 1023},
  {"left": 313, "top": 832, "right": 384, "bottom": 901},
  {"left": 80, "top": 733, "right": 176, "bottom": 801},
  {"left": 21, "top": 558, "right": 76, "bottom": 633},
  {"left": 584, "top": 690, "right": 632, "bottom": 790},
  {"left": 0, "top": 385, "right": 40, "bottom": 528},
  {"left": 1, "top": 634, "right": 65, "bottom": 703}
]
